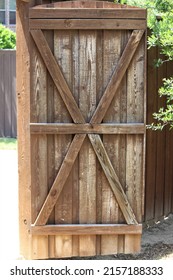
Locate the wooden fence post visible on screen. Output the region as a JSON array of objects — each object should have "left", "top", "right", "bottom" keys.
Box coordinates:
[{"left": 17, "top": 0, "right": 36, "bottom": 260}]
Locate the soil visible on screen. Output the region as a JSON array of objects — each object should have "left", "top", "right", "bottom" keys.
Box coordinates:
[{"left": 64, "top": 214, "right": 173, "bottom": 260}]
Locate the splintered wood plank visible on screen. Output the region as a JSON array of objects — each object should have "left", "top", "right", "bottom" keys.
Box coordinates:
[
  {"left": 101, "top": 30, "right": 121, "bottom": 255},
  {"left": 89, "top": 134, "right": 138, "bottom": 225},
  {"left": 54, "top": 30, "right": 73, "bottom": 258},
  {"left": 30, "top": 29, "right": 85, "bottom": 124},
  {"left": 30, "top": 19, "right": 146, "bottom": 30},
  {"left": 31, "top": 224, "right": 142, "bottom": 235},
  {"left": 91, "top": 30, "right": 144, "bottom": 124},
  {"left": 79, "top": 30, "right": 97, "bottom": 257},
  {"left": 34, "top": 134, "right": 86, "bottom": 227},
  {"left": 30, "top": 39, "right": 48, "bottom": 259}
]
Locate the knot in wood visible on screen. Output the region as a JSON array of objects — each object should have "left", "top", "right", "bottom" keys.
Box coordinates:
[
  {"left": 51, "top": 190, "right": 57, "bottom": 197},
  {"left": 64, "top": 20, "right": 72, "bottom": 28}
]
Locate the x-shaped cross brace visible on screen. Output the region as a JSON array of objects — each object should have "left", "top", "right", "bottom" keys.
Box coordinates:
[{"left": 31, "top": 29, "right": 144, "bottom": 226}]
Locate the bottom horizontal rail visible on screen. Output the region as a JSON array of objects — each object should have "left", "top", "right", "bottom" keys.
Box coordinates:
[{"left": 31, "top": 224, "right": 142, "bottom": 236}]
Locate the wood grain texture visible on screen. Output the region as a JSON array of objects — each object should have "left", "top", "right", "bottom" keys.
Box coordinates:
[
  {"left": 30, "top": 29, "right": 85, "bottom": 124},
  {"left": 30, "top": 30, "right": 48, "bottom": 259},
  {"left": 30, "top": 123, "right": 145, "bottom": 134},
  {"left": 34, "top": 134, "right": 85, "bottom": 226},
  {"left": 30, "top": 8, "right": 146, "bottom": 19},
  {"left": 78, "top": 31, "right": 97, "bottom": 256},
  {"left": 31, "top": 224, "right": 142, "bottom": 235},
  {"left": 100, "top": 30, "right": 121, "bottom": 255},
  {"left": 89, "top": 134, "right": 138, "bottom": 225},
  {"left": 19, "top": 1, "right": 147, "bottom": 259},
  {"left": 44, "top": 29, "right": 55, "bottom": 259},
  {"left": 91, "top": 30, "right": 144, "bottom": 124},
  {"left": 17, "top": 0, "right": 36, "bottom": 260},
  {"left": 124, "top": 234, "right": 141, "bottom": 254},
  {"left": 53, "top": 29, "right": 73, "bottom": 258},
  {"left": 30, "top": 19, "right": 146, "bottom": 30}
]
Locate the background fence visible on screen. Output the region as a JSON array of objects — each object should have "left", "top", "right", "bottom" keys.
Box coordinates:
[
  {"left": 145, "top": 46, "right": 173, "bottom": 224},
  {"left": 0, "top": 46, "right": 173, "bottom": 223},
  {"left": 0, "top": 50, "right": 16, "bottom": 138}
]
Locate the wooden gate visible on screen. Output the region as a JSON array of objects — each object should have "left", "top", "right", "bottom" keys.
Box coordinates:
[{"left": 18, "top": 1, "right": 146, "bottom": 259}]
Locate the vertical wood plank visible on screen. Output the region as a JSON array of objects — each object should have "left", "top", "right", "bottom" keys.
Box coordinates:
[
  {"left": 125, "top": 33, "right": 145, "bottom": 252},
  {"left": 54, "top": 30, "right": 73, "bottom": 258},
  {"left": 124, "top": 234, "right": 141, "bottom": 254},
  {"left": 4, "top": 52, "right": 11, "bottom": 137},
  {"left": 145, "top": 43, "right": 158, "bottom": 222},
  {"left": 117, "top": 31, "right": 131, "bottom": 253},
  {"left": 95, "top": 30, "right": 104, "bottom": 255},
  {"left": 0, "top": 52, "right": 5, "bottom": 137},
  {"left": 11, "top": 52, "right": 17, "bottom": 138},
  {"left": 44, "top": 29, "right": 55, "bottom": 258},
  {"left": 101, "top": 30, "right": 122, "bottom": 255},
  {"left": 30, "top": 36, "right": 48, "bottom": 259},
  {"left": 164, "top": 61, "right": 173, "bottom": 215},
  {"left": 71, "top": 30, "right": 80, "bottom": 257},
  {"left": 17, "top": 0, "right": 36, "bottom": 260},
  {"left": 79, "top": 30, "right": 97, "bottom": 257},
  {"left": 154, "top": 52, "right": 166, "bottom": 219}
]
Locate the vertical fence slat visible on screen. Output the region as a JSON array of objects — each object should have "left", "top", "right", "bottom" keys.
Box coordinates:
[
  {"left": 145, "top": 45, "right": 158, "bottom": 222},
  {"left": 0, "top": 50, "right": 16, "bottom": 138},
  {"left": 145, "top": 41, "right": 173, "bottom": 224},
  {"left": 164, "top": 60, "right": 173, "bottom": 215},
  {"left": 0, "top": 51, "right": 5, "bottom": 137}
]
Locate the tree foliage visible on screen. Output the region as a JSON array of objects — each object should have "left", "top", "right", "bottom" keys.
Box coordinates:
[
  {"left": 0, "top": 24, "right": 16, "bottom": 49},
  {"left": 117, "top": 0, "right": 173, "bottom": 130}
]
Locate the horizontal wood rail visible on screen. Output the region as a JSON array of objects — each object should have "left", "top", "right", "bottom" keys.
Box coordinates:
[
  {"left": 31, "top": 224, "right": 142, "bottom": 236},
  {"left": 30, "top": 123, "right": 145, "bottom": 135},
  {"left": 30, "top": 19, "right": 146, "bottom": 30},
  {"left": 29, "top": 8, "right": 147, "bottom": 20}
]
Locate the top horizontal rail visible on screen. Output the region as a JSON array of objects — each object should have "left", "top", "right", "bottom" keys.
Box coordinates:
[{"left": 29, "top": 8, "right": 147, "bottom": 19}]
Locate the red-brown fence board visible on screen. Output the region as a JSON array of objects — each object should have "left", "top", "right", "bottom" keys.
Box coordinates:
[{"left": 145, "top": 44, "right": 173, "bottom": 224}]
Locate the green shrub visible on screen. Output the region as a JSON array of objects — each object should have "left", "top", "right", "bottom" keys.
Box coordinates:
[{"left": 0, "top": 24, "right": 16, "bottom": 49}]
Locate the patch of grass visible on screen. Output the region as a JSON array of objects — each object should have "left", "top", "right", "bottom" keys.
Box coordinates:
[{"left": 0, "top": 138, "right": 17, "bottom": 150}]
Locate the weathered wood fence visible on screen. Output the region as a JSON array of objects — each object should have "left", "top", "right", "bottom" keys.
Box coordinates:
[
  {"left": 0, "top": 50, "right": 16, "bottom": 138},
  {"left": 0, "top": 36, "right": 172, "bottom": 226},
  {"left": 18, "top": 0, "right": 147, "bottom": 259}
]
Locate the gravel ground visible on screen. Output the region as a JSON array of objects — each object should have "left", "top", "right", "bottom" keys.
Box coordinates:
[{"left": 0, "top": 150, "right": 172, "bottom": 260}]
